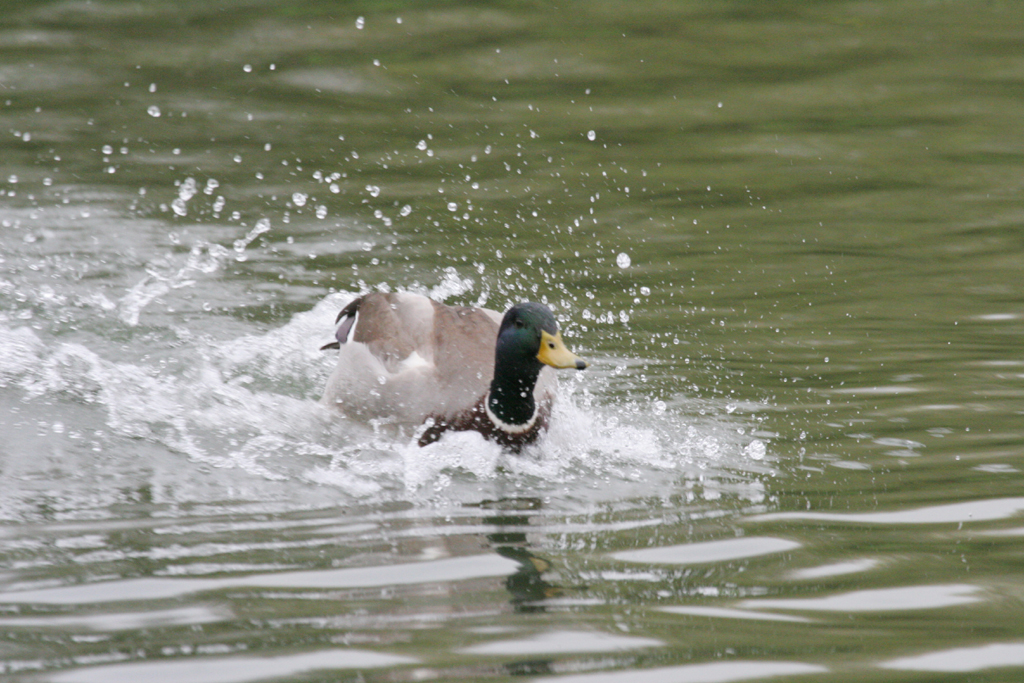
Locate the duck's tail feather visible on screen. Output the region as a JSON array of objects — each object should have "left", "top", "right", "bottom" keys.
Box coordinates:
[{"left": 320, "top": 296, "right": 363, "bottom": 351}]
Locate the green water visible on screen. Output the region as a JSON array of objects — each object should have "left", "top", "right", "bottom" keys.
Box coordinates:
[{"left": 3, "top": 1, "right": 1024, "bottom": 681}]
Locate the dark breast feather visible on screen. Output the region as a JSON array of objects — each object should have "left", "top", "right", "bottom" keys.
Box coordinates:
[{"left": 418, "top": 397, "right": 550, "bottom": 453}]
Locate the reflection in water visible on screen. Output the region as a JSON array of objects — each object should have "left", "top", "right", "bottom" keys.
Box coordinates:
[
  {"left": 787, "top": 558, "right": 881, "bottom": 580},
  {"left": 883, "top": 642, "right": 1024, "bottom": 672},
  {"left": 458, "top": 629, "right": 663, "bottom": 655},
  {"left": 468, "top": 498, "right": 685, "bottom": 679},
  {"left": 477, "top": 497, "right": 562, "bottom": 612},
  {"left": 612, "top": 537, "right": 801, "bottom": 565},
  {"left": 476, "top": 497, "right": 564, "bottom": 678},
  {"left": 0, "top": 555, "right": 520, "bottom": 604},
  {"left": 752, "top": 498, "right": 1024, "bottom": 525},
  {"left": 740, "top": 584, "right": 982, "bottom": 613},
  {"left": 48, "top": 649, "right": 418, "bottom": 683},
  {"left": 659, "top": 606, "right": 811, "bottom": 623},
  {"left": 494, "top": 545, "right": 558, "bottom": 612},
  {"left": 0, "top": 606, "right": 229, "bottom": 632},
  {"left": 530, "top": 660, "right": 828, "bottom": 683}
]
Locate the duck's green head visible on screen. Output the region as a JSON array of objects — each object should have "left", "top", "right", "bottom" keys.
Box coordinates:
[{"left": 496, "top": 302, "right": 588, "bottom": 371}]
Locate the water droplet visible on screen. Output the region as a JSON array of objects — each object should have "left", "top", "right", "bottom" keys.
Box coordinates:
[
  {"left": 316, "top": 205, "right": 328, "bottom": 219},
  {"left": 399, "top": 204, "right": 412, "bottom": 217},
  {"left": 616, "top": 252, "right": 631, "bottom": 268},
  {"left": 147, "top": 105, "right": 161, "bottom": 117},
  {"left": 148, "top": 83, "right": 157, "bottom": 93},
  {"left": 253, "top": 217, "right": 271, "bottom": 235},
  {"left": 744, "top": 440, "right": 766, "bottom": 460},
  {"left": 234, "top": 218, "right": 272, "bottom": 252},
  {"left": 291, "top": 192, "right": 307, "bottom": 206},
  {"left": 447, "top": 202, "right": 458, "bottom": 212},
  {"left": 178, "top": 177, "right": 197, "bottom": 201},
  {"left": 640, "top": 286, "right": 651, "bottom": 296},
  {"left": 355, "top": 16, "right": 365, "bottom": 29},
  {"left": 653, "top": 400, "right": 666, "bottom": 415},
  {"left": 243, "top": 64, "right": 253, "bottom": 73},
  {"left": 416, "top": 139, "right": 428, "bottom": 151},
  {"left": 7, "top": 175, "right": 16, "bottom": 183},
  {"left": 587, "top": 130, "right": 596, "bottom": 141}
]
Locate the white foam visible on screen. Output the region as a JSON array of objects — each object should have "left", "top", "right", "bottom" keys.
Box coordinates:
[
  {"left": 0, "top": 291, "right": 766, "bottom": 507},
  {"left": 0, "top": 326, "right": 44, "bottom": 382},
  {"left": 213, "top": 292, "right": 343, "bottom": 393}
]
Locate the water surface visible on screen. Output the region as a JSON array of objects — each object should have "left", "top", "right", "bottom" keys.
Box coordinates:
[{"left": 3, "top": 1, "right": 1024, "bottom": 681}]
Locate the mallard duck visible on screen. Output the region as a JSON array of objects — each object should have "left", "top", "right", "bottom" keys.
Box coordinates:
[{"left": 320, "top": 292, "right": 588, "bottom": 450}]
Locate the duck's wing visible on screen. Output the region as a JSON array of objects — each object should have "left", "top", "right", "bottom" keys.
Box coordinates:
[
  {"left": 346, "top": 292, "right": 436, "bottom": 368},
  {"left": 321, "top": 292, "right": 501, "bottom": 423},
  {"left": 427, "top": 298, "right": 500, "bottom": 391}
]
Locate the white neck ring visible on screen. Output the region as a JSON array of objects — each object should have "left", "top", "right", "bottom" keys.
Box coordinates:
[{"left": 484, "top": 392, "right": 539, "bottom": 434}]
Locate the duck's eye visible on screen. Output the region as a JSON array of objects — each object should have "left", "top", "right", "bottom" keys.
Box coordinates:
[
  {"left": 548, "top": 341, "right": 555, "bottom": 349},
  {"left": 515, "top": 320, "right": 525, "bottom": 329}
]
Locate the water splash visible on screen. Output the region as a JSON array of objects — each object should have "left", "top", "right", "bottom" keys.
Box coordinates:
[
  {"left": 120, "top": 219, "right": 271, "bottom": 326},
  {"left": 3, "top": 284, "right": 767, "bottom": 509},
  {"left": 233, "top": 217, "right": 271, "bottom": 254},
  {"left": 119, "top": 240, "right": 230, "bottom": 326},
  {"left": 428, "top": 266, "right": 476, "bottom": 301}
]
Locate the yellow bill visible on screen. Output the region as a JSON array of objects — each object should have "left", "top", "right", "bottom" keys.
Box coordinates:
[{"left": 537, "top": 330, "right": 589, "bottom": 370}]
